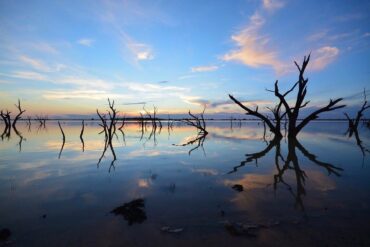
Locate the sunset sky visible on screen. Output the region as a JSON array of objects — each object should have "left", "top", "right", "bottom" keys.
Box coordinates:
[{"left": 0, "top": 0, "right": 369, "bottom": 117}]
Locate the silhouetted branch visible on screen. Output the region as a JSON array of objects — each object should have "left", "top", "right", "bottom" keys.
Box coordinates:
[
  {"left": 0, "top": 110, "right": 11, "bottom": 140},
  {"left": 80, "top": 120, "right": 85, "bottom": 152},
  {"left": 183, "top": 106, "right": 208, "bottom": 135},
  {"left": 96, "top": 98, "right": 118, "bottom": 171},
  {"left": 229, "top": 55, "right": 345, "bottom": 137},
  {"left": 0, "top": 110, "right": 11, "bottom": 128},
  {"left": 229, "top": 94, "right": 280, "bottom": 136},
  {"left": 12, "top": 99, "right": 26, "bottom": 128},
  {"left": 295, "top": 98, "right": 345, "bottom": 135},
  {"left": 175, "top": 107, "right": 208, "bottom": 155},
  {"left": 344, "top": 88, "right": 370, "bottom": 138},
  {"left": 58, "top": 121, "right": 65, "bottom": 159}
]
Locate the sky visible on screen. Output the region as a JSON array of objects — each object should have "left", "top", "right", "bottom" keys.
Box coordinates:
[{"left": 0, "top": 0, "right": 369, "bottom": 118}]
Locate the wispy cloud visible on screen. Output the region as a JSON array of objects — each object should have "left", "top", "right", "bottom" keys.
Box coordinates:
[
  {"left": 56, "top": 76, "right": 115, "bottom": 90},
  {"left": 4, "top": 70, "right": 115, "bottom": 90},
  {"left": 121, "top": 101, "right": 147, "bottom": 105},
  {"left": 77, "top": 38, "right": 94, "bottom": 47},
  {"left": 223, "top": 12, "right": 288, "bottom": 74},
  {"left": 335, "top": 13, "right": 364, "bottom": 22},
  {"left": 181, "top": 96, "right": 210, "bottom": 106},
  {"left": 19, "top": 55, "right": 66, "bottom": 72},
  {"left": 310, "top": 46, "right": 339, "bottom": 71},
  {"left": 10, "top": 71, "right": 48, "bottom": 81},
  {"left": 307, "top": 30, "right": 328, "bottom": 42},
  {"left": 126, "top": 83, "right": 188, "bottom": 93},
  {"left": 262, "top": 0, "right": 285, "bottom": 11},
  {"left": 210, "top": 99, "right": 273, "bottom": 109},
  {"left": 191, "top": 65, "right": 219, "bottom": 72},
  {"left": 19, "top": 55, "right": 51, "bottom": 72},
  {"left": 42, "top": 90, "right": 132, "bottom": 100},
  {"left": 30, "top": 42, "right": 59, "bottom": 54},
  {"left": 178, "top": 74, "right": 197, "bottom": 80},
  {"left": 99, "top": 1, "right": 155, "bottom": 63}
]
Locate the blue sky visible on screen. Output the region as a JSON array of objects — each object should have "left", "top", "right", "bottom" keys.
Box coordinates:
[{"left": 0, "top": 0, "right": 369, "bottom": 117}]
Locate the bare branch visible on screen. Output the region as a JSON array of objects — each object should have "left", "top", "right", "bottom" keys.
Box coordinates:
[
  {"left": 296, "top": 98, "right": 345, "bottom": 134},
  {"left": 229, "top": 94, "right": 279, "bottom": 135},
  {"left": 12, "top": 99, "right": 26, "bottom": 128}
]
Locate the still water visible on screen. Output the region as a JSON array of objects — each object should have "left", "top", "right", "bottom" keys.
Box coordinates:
[{"left": 0, "top": 121, "right": 370, "bottom": 247}]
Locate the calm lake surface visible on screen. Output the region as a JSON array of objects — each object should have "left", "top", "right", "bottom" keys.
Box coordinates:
[{"left": 1, "top": 121, "right": 370, "bottom": 247}]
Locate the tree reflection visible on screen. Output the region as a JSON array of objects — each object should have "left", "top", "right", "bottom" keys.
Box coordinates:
[{"left": 229, "top": 136, "right": 343, "bottom": 210}]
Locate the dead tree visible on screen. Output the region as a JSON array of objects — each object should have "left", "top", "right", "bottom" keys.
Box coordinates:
[
  {"left": 58, "top": 121, "right": 65, "bottom": 159},
  {"left": 141, "top": 105, "right": 163, "bottom": 146},
  {"left": 230, "top": 55, "right": 345, "bottom": 138},
  {"left": 1, "top": 110, "right": 11, "bottom": 128},
  {"left": 12, "top": 99, "right": 26, "bottom": 128},
  {"left": 344, "top": 88, "right": 369, "bottom": 137},
  {"left": 26, "top": 116, "right": 32, "bottom": 126},
  {"left": 183, "top": 107, "right": 208, "bottom": 135},
  {"left": 175, "top": 107, "right": 208, "bottom": 155},
  {"left": 0, "top": 110, "right": 11, "bottom": 140},
  {"left": 80, "top": 120, "right": 85, "bottom": 152},
  {"left": 96, "top": 98, "right": 118, "bottom": 171},
  {"left": 343, "top": 89, "right": 370, "bottom": 162},
  {"left": 276, "top": 55, "right": 345, "bottom": 137},
  {"left": 143, "top": 105, "right": 162, "bottom": 132},
  {"left": 167, "top": 114, "right": 174, "bottom": 136},
  {"left": 36, "top": 115, "right": 47, "bottom": 128}
]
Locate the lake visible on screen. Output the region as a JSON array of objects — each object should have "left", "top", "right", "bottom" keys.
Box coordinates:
[{"left": 1, "top": 121, "right": 370, "bottom": 247}]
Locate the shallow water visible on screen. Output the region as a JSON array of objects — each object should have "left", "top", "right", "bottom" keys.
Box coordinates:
[{"left": 1, "top": 121, "right": 370, "bottom": 247}]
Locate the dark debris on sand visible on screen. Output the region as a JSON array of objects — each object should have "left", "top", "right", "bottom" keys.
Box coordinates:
[
  {"left": 0, "top": 228, "right": 11, "bottom": 241},
  {"left": 111, "top": 198, "right": 147, "bottom": 225},
  {"left": 232, "top": 184, "right": 244, "bottom": 192}
]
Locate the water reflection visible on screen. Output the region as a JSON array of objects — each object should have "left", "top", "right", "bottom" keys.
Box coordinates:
[
  {"left": 0, "top": 121, "right": 369, "bottom": 246},
  {"left": 230, "top": 135, "right": 343, "bottom": 210},
  {"left": 346, "top": 124, "right": 370, "bottom": 164}
]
